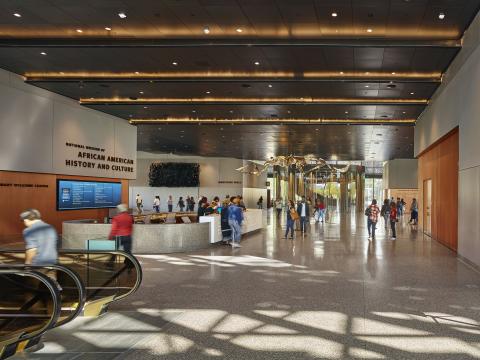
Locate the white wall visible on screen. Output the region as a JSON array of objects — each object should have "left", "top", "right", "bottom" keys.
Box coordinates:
[
  {"left": 414, "top": 12, "right": 480, "bottom": 267},
  {"left": 130, "top": 152, "right": 244, "bottom": 209},
  {"left": 383, "top": 159, "right": 418, "bottom": 189},
  {"left": 0, "top": 69, "right": 137, "bottom": 179}
]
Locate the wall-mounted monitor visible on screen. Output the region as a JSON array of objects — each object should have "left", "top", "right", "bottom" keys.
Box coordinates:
[{"left": 57, "top": 179, "right": 122, "bottom": 210}]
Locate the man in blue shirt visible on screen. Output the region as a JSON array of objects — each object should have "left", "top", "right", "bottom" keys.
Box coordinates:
[
  {"left": 227, "top": 197, "right": 244, "bottom": 248},
  {"left": 20, "top": 209, "right": 58, "bottom": 265}
]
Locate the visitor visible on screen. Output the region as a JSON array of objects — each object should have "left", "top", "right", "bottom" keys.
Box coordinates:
[
  {"left": 197, "top": 202, "right": 207, "bottom": 218},
  {"left": 275, "top": 197, "right": 283, "bottom": 218},
  {"left": 221, "top": 199, "right": 232, "bottom": 242},
  {"left": 21, "top": 209, "right": 58, "bottom": 266},
  {"left": 135, "top": 194, "right": 143, "bottom": 214},
  {"left": 153, "top": 196, "right": 160, "bottom": 213},
  {"left": 238, "top": 196, "right": 246, "bottom": 210},
  {"left": 365, "top": 199, "right": 380, "bottom": 241},
  {"left": 396, "top": 197, "right": 402, "bottom": 218},
  {"left": 390, "top": 201, "right": 398, "bottom": 240},
  {"left": 314, "top": 198, "right": 326, "bottom": 223},
  {"left": 284, "top": 200, "right": 297, "bottom": 239},
  {"left": 410, "top": 198, "right": 418, "bottom": 225},
  {"left": 228, "top": 197, "right": 244, "bottom": 248},
  {"left": 109, "top": 204, "right": 134, "bottom": 256},
  {"left": 167, "top": 195, "right": 173, "bottom": 212},
  {"left": 297, "top": 196, "right": 310, "bottom": 234},
  {"left": 257, "top": 196, "right": 263, "bottom": 209},
  {"left": 186, "top": 196, "right": 192, "bottom": 212},
  {"left": 380, "top": 199, "right": 390, "bottom": 229},
  {"left": 177, "top": 196, "right": 185, "bottom": 212},
  {"left": 190, "top": 196, "right": 196, "bottom": 211}
]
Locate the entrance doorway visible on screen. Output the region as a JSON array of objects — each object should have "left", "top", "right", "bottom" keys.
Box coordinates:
[{"left": 423, "top": 179, "right": 432, "bottom": 236}]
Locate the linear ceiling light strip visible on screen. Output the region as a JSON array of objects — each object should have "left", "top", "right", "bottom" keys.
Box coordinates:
[{"left": 128, "top": 118, "right": 416, "bottom": 125}]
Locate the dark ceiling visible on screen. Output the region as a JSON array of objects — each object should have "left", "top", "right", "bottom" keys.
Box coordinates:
[{"left": 0, "top": 0, "right": 479, "bottom": 160}]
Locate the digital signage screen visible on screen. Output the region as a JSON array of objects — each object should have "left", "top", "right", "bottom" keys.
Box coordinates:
[{"left": 57, "top": 180, "right": 122, "bottom": 210}]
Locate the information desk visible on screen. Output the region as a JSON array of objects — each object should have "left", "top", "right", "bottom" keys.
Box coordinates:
[
  {"left": 62, "top": 220, "right": 210, "bottom": 254},
  {"left": 62, "top": 209, "right": 265, "bottom": 253}
]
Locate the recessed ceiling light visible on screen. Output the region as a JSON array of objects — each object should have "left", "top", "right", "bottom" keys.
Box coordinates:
[
  {"left": 268, "top": 84, "right": 273, "bottom": 88},
  {"left": 118, "top": 12, "right": 127, "bottom": 19},
  {"left": 315, "top": 128, "right": 319, "bottom": 131},
  {"left": 391, "top": 72, "right": 396, "bottom": 75},
  {"left": 13, "top": 13, "right": 21, "bottom": 18},
  {"left": 410, "top": 92, "right": 415, "bottom": 95},
  {"left": 340, "top": 71, "right": 344, "bottom": 74},
  {"left": 135, "top": 71, "right": 139, "bottom": 74},
  {"left": 254, "top": 61, "right": 260, "bottom": 66},
  {"left": 331, "top": 12, "right": 338, "bottom": 17},
  {"left": 206, "top": 90, "right": 211, "bottom": 94},
  {"left": 203, "top": 26, "right": 210, "bottom": 34},
  {"left": 139, "top": 91, "right": 144, "bottom": 94},
  {"left": 345, "top": 111, "right": 349, "bottom": 114},
  {"left": 287, "top": 110, "right": 291, "bottom": 114},
  {"left": 402, "top": 111, "right": 406, "bottom": 114},
  {"left": 367, "top": 28, "right": 373, "bottom": 33},
  {"left": 172, "top": 61, "right": 178, "bottom": 66},
  {"left": 76, "top": 29, "right": 83, "bottom": 33},
  {"left": 236, "top": 28, "right": 243, "bottom": 33},
  {"left": 40, "top": 52, "right": 47, "bottom": 56},
  {"left": 192, "top": 110, "right": 196, "bottom": 113},
  {"left": 105, "top": 27, "right": 112, "bottom": 31},
  {"left": 143, "top": 106, "right": 148, "bottom": 109},
  {"left": 438, "top": 12, "right": 446, "bottom": 20},
  {"left": 229, "top": 110, "right": 234, "bottom": 113}
]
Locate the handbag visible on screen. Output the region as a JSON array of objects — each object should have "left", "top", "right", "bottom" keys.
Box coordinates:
[{"left": 290, "top": 208, "right": 300, "bottom": 221}]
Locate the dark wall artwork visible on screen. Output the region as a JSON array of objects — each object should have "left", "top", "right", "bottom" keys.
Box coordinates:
[{"left": 148, "top": 162, "right": 200, "bottom": 187}]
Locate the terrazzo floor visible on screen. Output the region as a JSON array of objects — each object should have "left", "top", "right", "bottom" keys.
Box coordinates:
[{"left": 12, "top": 210, "right": 480, "bottom": 359}]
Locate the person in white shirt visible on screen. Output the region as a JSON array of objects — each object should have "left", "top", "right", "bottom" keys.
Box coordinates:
[
  {"left": 296, "top": 196, "right": 310, "bottom": 234},
  {"left": 135, "top": 194, "right": 143, "bottom": 214},
  {"left": 275, "top": 198, "right": 283, "bottom": 218},
  {"left": 153, "top": 196, "right": 160, "bottom": 213}
]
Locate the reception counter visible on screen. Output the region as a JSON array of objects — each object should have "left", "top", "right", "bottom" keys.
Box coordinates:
[{"left": 62, "top": 209, "right": 265, "bottom": 254}]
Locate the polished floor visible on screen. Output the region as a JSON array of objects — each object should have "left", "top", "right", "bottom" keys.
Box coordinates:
[{"left": 14, "top": 210, "right": 480, "bottom": 359}]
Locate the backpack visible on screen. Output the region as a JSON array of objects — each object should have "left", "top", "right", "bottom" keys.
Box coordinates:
[{"left": 364, "top": 206, "right": 371, "bottom": 217}]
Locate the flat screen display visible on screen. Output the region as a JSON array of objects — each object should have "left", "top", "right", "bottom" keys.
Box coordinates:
[{"left": 57, "top": 180, "right": 122, "bottom": 210}]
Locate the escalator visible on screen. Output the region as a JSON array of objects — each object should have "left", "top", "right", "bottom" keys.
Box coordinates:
[
  {"left": 0, "top": 250, "right": 142, "bottom": 317},
  {"left": 0, "top": 268, "right": 60, "bottom": 359}
]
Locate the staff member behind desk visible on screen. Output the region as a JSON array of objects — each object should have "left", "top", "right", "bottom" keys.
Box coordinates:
[
  {"left": 21, "top": 209, "right": 58, "bottom": 266},
  {"left": 109, "top": 204, "right": 134, "bottom": 260}
]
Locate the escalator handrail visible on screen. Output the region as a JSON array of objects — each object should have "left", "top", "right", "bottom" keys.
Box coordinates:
[
  {"left": 0, "top": 249, "right": 143, "bottom": 305},
  {"left": 0, "top": 264, "right": 86, "bottom": 328},
  {"left": 0, "top": 269, "right": 61, "bottom": 346}
]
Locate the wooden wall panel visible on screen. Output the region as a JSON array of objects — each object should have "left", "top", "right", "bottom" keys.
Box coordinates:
[
  {"left": 418, "top": 128, "right": 459, "bottom": 251},
  {"left": 0, "top": 171, "right": 128, "bottom": 244}
]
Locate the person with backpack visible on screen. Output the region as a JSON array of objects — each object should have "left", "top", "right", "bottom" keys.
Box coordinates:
[
  {"left": 390, "top": 201, "right": 398, "bottom": 240},
  {"left": 365, "top": 199, "right": 380, "bottom": 241},
  {"left": 228, "top": 197, "right": 244, "bottom": 248},
  {"left": 380, "top": 199, "right": 390, "bottom": 230},
  {"left": 284, "top": 200, "right": 297, "bottom": 239}
]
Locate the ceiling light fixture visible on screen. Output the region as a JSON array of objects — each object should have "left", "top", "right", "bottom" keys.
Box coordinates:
[
  {"left": 331, "top": 12, "right": 338, "bottom": 17},
  {"left": 410, "top": 92, "right": 415, "bottom": 95},
  {"left": 134, "top": 71, "right": 140, "bottom": 74},
  {"left": 438, "top": 12, "right": 446, "bottom": 20},
  {"left": 268, "top": 84, "right": 273, "bottom": 88},
  {"left": 13, "top": 13, "right": 21, "bottom": 18},
  {"left": 367, "top": 28, "right": 373, "bottom": 33},
  {"left": 76, "top": 29, "right": 83, "bottom": 33},
  {"left": 236, "top": 28, "right": 243, "bottom": 33},
  {"left": 118, "top": 12, "right": 127, "bottom": 19},
  {"left": 105, "top": 27, "right": 112, "bottom": 31},
  {"left": 206, "top": 90, "right": 211, "bottom": 94},
  {"left": 391, "top": 72, "right": 396, "bottom": 75},
  {"left": 254, "top": 61, "right": 260, "bottom": 66},
  {"left": 203, "top": 26, "right": 210, "bottom": 34},
  {"left": 40, "top": 52, "right": 47, "bottom": 56},
  {"left": 139, "top": 91, "right": 144, "bottom": 94},
  {"left": 172, "top": 61, "right": 178, "bottom": 66}
]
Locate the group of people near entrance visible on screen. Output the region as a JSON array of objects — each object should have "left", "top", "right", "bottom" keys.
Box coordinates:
[
  {"left": 136, "top": 194, "right": 198, "bottom": 214},
  {"left": 366, "top": 197, "right": 418, "bottom": 240},
  {"left": 280, "top": 196, "right": 326, "bottom": 239}
]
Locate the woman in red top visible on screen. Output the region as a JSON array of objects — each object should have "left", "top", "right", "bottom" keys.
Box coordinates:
[
  {"left": 109, "top": 204, "right": 134, "bottom": 254},
  {"left": 389, "top": 202, "right": 397, "bottom": 240}
]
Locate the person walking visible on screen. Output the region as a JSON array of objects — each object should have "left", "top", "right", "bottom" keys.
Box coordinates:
[
  {"left": 257, "top": 196, "right": 263, "bottom": 209},
  {"left": 390, "top": 202, "right": 398, "bottom": 240},
  {"left": 109, "top": 204, "right": 134, "bottom": 256},
  {"left": 284, "top": 200, "right": 297, "bottom": 239},
  {"left": 177, "top": 197, "right": 185, "bottom": 212},
  {"left": 228, "top": 197, "right": 244, "bottom": 248},
  {"left": 380, "top": 199, "right": 390, "bottom": 230},
  {"left": 365, "top": 199, "right": 380, "bottom": 241},
  {"left": 297, "top": 196, "right": 310, "bottom": 234},
  {"left": 135, "top": 194, "right": 143, "bottom": 214},
  {"left": 153, "top": 196, "right": 160, "bottom": 213},
  {"left": 409, "top": 198, "right": 418, "bottom": 225},
  {"left": 275, "top": 198, "right": 283, "bottom": 218},
  {"left": 21, "top": 209, "right": 58, "bottom": 266},
  {"left": 396, "top": 197, "right": 402, "bottom": 218},
  {"left": 314, "top": 198, "right": 326, "bottom": 223},
  {"left": 190, "top": 196, "right": 196, "bottom": 212},
  {"left": 167, "top": 195, "right": 173, "bottom": 212}
]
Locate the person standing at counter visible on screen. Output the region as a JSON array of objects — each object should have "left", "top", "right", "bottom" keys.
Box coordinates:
[
  {"left": 109, "top": 204, "right": 134, "bottom": 256},
  {"left": 153, "top": 196, "right": 160, "bottom": 213},
  {"left": 167, "top": 195, "right": 173, "bottom": 213},
  {"left": 135, "top": 194, "right": 143, "bottom": 214},
  {"left": 228, "top": 197, "right": 244, "bottom": 248}
]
